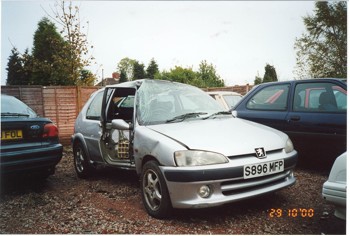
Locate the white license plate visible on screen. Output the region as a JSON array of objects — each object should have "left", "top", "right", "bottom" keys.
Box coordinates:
[{"left": 244, "top": 160, "right": 284, "bottom": 179}]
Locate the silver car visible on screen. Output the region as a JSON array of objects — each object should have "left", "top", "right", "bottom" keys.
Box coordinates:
[
  {"left": 322, "top": 152, "right": 347, "bottom": 220},
  {"left": 72, "top": 79, "right": 298, "bottom": 218}
]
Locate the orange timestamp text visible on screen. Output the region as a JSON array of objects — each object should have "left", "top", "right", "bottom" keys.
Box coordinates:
[{"left": 268, "top": 208, "right": 315, "bottom": 218}]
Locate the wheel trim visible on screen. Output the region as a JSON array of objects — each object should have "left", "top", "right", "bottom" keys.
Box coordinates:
[
  {"left": 143, "top": 169, "right": 162, "bottom": 211},
  {"left": 75, "top": 148, "right": 84, "bottom": 173}
]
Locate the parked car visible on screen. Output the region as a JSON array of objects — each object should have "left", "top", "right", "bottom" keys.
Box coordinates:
[
  {"left": 232, "top": 78, "right": 346, "bottom": 170},
  {"left": 72, "top": 79, "right": 298, "bottom": 218},
  {"left": 207, "top": 91, "right": 242, "bottom": 110},
  {"left": 322, "top": 152, "right": 346, "bottom": 220},
  {"left": 0, "top": 94, "right": 63, "bottom": 178}
]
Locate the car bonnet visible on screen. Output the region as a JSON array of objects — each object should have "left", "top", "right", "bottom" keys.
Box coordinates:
[{"left": 146, "top": 117, "right": 288, "bottom": 157}]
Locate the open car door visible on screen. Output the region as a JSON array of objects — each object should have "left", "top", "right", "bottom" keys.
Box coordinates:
[{"left": 100, "top": 86, "right": 137, "bottom": 168}]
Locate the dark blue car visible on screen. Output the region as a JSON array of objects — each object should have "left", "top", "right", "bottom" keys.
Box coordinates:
[
  {"left": 233, "top": 79, "right": 346, "bottom": 170},
  {"left": 0, "top": 94, "right": 63, "bottom": 178}
]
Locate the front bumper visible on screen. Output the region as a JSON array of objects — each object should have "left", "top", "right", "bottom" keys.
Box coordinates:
[
  {"left": 160, "top": 151, "right": 297, "bottom": 209},
  {"left": 0, "top": 144, "right": 63, "bottom": 174}
]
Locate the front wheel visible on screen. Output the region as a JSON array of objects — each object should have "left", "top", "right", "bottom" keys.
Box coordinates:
[
  {"left": 141, "top": 161, "right": 172, "bottom": 219},
  {"left": 73, "top": 142, "right": 94, "bottom": 179}
]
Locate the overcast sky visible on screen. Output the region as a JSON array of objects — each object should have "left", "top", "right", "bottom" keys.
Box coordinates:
[{"left": 1, "top": 1, "right": 316, "bottom": 86}]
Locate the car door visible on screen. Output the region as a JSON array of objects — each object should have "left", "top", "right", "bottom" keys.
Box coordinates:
[
  {"left": 82, "top": 90, "right": 105, "bottom": 163},
  {"left": 287, "top": 80, "right": 347, "bottom": 167},
  {"left": 234, "top": 83, "right": 291, "bottom": 132},
  {"left": 99, "top": 86, "right": 137, "bottom": 168}
]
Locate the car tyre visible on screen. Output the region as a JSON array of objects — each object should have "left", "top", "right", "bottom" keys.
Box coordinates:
[
  {"left": 73, "top": 141, "right": 94, "bottom": 179},
  {"left": 141, "top": 160, "right": 172, "bottom": 219}
]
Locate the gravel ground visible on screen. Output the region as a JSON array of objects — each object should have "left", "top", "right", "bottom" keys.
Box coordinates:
[{"left": 0, "top": 147, "right": 346, "bottom": 234}]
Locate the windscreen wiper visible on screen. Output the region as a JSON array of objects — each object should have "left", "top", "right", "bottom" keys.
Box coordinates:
[
  {"left": 1, "top": 112, "right": 30, "bottom": 117},
  {"left": 166, "top": 112, "right": 208, "bottom": 123},
  {"left": 203, "top": 111, "right": 232, "bottom": 120}
]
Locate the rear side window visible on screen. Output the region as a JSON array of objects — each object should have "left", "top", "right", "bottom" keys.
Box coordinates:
[
  {"left": 86, "top": 91, "right": 104, "bottom": 120},
  {"left": 247, "top": 84, "right": 289, "bottom": 111},
  {"left": 293, "top": 82, "right": 347, "bottom": 113}
]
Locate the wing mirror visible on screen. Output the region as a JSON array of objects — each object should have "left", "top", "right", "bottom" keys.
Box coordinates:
[{"left": 112, "top": 119, "right": 130, "bottom": 130}]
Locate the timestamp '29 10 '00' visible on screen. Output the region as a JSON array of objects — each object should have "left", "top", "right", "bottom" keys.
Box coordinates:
[{"left": 269, "top": 208, "right": 315, "bottom": 218}]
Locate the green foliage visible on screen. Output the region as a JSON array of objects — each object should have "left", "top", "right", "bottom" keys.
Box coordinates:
[
  {"left": 31, "top": 17, "right": 70, "bottom": 85},
  {"left": 116, "top": 57, "right": 136, "bottom": 81},
  {"left": 119, "top": 69, "right": 128, "bottom": 83},
  {"left": 132, "top": 61, "right": 146, "bottom": 80},
  {"left": 197, "top": 60, "right": 224, "bottom": 87},
  {"left": 5, "top": 1, "right": 96, "bottom": 86},
  {"left": 294, "top": 2, "right": 347, "bottom": 79},
  {"left": 254, "top": 75, "right": 262, "bottom": 85},
  {"left": 6, "top": 48, "right": 24, "bottom": 85},
  {"left": 155, "top": 61, "right": 225, "bottom": 88},
  {"left": 262, "top": 64, "right": 278, "bottom": 83},
  {"left": 146, "top": 58, "right": 159, "bottom": 79},
  {"left": 156, "top": 66, "right": 198, "bottom": 85},
  {"left": 78, "top": 69, "right": 96, "bottom": 86},
  {"left": 52, "top": 1, "right": 95, "bottom": 85}
]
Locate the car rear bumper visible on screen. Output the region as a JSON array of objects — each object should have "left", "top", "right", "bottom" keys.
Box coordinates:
[{"left": 0, "top": 144, "right": 63, "bottom": 174}]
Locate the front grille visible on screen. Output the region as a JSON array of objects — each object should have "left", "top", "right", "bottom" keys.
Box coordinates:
[
  {"left": 221, "top": 170, "right": 292, "bottom": 196},
  {"left": 228, "top": 148, "right": 283, "bottom": 160}
]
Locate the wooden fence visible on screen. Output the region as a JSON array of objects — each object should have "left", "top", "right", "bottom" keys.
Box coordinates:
[
  {"left": 1, "top": 86, "right": 100, "bottom": 145},
  {"left": 203, "top": 84, "right": 253, "bottom": 95},
  {"left": 1, "top": 84, "right": 251, "bottom": 146}
]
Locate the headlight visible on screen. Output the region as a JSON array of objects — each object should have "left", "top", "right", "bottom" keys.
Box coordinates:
[
  {"left": 285, "top": 138, "right": 294, "bottom": 153},
  {"left": 174, "top": 150, "right": 229, "bottom": 167}
]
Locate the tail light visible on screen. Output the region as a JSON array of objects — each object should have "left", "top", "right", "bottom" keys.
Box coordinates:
[{"left": 42, "top": 123, "right": 59, "bottom": 138}]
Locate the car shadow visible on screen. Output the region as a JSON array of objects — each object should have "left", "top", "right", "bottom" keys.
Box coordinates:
[{"left": 0, "top": 173, "right": 50, "bottom": 197}]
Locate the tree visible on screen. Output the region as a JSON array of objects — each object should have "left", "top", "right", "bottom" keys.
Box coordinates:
[
  {"left": 49, "top": 0, "right": 95, "bottom": 84},
  {"left": 254, "top": 75, "right": 263, "bottom": 85},
  {"left": 78, "top": 69, "right": 96, "bottom": 86},
  {"left": 21, "top": 49, "right": 33, "bottom": 85},
  {"left": 156, "top": 66, "right": 199, "bottom": 85},
  {"left": 294, "top": 2, "right": 347, "bottom": 79},
  {"left": 31, "top": 17, "right": 69, "bottom": 85},
  {"left": 119, "top": 69, "right": 128, "bottom": 83},
  {"left": 132, "top": 61, "right": 146, "bottom": 80},
  {"left": 155, "top": 61, "right": 225, "bottom": 88},
  {"left": 197, "top": 60, "right": 224, "bottom": 87},
  {"left": 6, "top": 48, "right": 24, "bottom": 85},
  {"left": 117, "top": 57, "right": 136, "bottom": 81},
  {"left": 262, "top": 64, "right": 278, "bottom": 83},
  {"left": 146, "top": 58, "right": 159, "bottom": 79}
]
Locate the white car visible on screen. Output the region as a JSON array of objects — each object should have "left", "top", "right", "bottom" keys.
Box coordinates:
[
  {"left": 207, "top": 91, "right": 242, "bottom": 110},
  {"left": 72, "top": 79, "right": 297, "bottom": 218},
  {"left": 322, "top": 152, "right": 347, "bottom": 220}
]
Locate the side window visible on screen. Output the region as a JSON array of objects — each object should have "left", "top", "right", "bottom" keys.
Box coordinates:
[
  {"left": 86, "top": 91, "right": 104, "bottom": 120},
  {"left": 247, "top": 84, "right": 289, "bottom": 111},
  {"left": 293, "top": 82, "right": 346, "bottom": 113}
]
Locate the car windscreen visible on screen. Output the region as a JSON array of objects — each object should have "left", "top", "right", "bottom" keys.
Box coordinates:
[
  {"left": 1, "top": 95, "right": 37, "bottom": 118},
  {"left": 137, "top": 80, "right": 222, "bottom": 125}
]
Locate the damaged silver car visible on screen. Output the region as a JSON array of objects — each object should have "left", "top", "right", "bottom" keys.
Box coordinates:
[{"left": 72, "top": 79, "right": 298, "bottom": 218}]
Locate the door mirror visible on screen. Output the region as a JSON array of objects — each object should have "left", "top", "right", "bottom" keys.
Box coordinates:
[{"left": 112, "top": 119, "right": 130, "bottom": 130}]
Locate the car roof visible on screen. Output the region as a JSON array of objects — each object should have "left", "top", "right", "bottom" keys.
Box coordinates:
[{"left": 256, "top": 78, "right": 347, "bottom": 87}]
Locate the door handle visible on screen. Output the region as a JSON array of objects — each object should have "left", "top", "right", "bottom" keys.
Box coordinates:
[{"left": 289, "top": 116, "right": 300, "bottom": 121}]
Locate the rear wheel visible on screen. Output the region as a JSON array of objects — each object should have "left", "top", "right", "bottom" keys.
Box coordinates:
[
  {"left": 73, "top": 142, "right": 94, "bottom": 178},
  {"left": 141, "top": 160, "right": 172, "bottom": 219}
]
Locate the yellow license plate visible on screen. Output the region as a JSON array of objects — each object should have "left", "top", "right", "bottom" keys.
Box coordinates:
[{"left": 1, "top": 130, "right": 23, "bottom": 140}]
